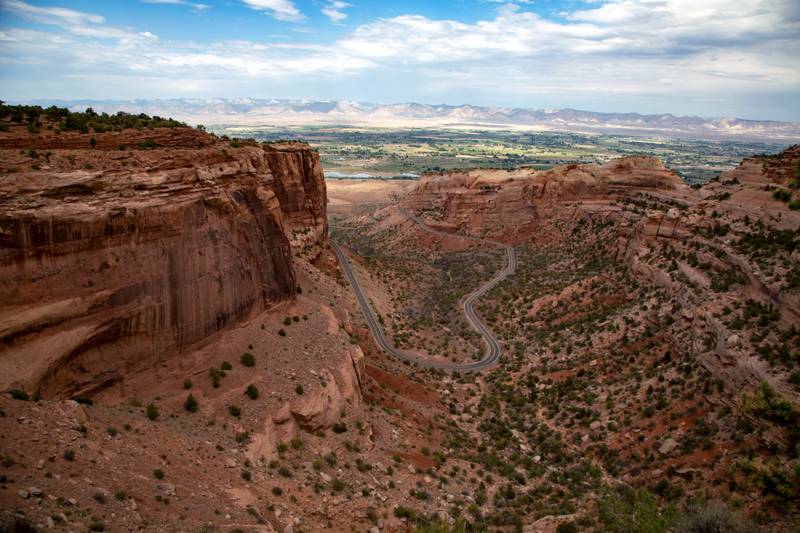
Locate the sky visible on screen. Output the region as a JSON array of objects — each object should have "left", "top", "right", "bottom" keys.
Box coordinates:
[{"left": 0, "top": 0, "right": 798, "bottom": 120}]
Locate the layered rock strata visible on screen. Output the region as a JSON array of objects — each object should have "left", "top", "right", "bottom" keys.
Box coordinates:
[{"left": 0, "top": 128, "right": 326, "bottom": 398}]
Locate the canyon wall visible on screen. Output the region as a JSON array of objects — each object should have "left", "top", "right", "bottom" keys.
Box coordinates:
[
  {"left": 0, "top": 128, "right": 327, "bottom": 398},
  {"left": 403, "top": 156, "right": 685, "bottom": 242}
]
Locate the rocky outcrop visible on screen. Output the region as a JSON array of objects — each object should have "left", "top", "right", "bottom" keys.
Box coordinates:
[
  {"left": 403, "top": 156, "right": 685, "bottom": 242},
  {"left": 0, "top": 128, "right": 327, "bottom": 398},
  {"left": 717, "top": 144, "right": 799, "bottom": 187},
  {"left": 247, "top": 345, "right": 364, "bottom": 462}
]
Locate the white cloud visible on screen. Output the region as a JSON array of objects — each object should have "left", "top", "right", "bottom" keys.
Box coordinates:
[
  {"left": 141, "top": 0, "right": 209, "bottom": 11},
  {"left": 2, "top": 0, "right": 105, "bottom": 26},
  {"left": 0, "top": 0, "right": 798, "bottom": 118},
  {"left": 322, "top": 1, "right": 350, "bottom": 23},
  {"left": 1, "top": 0, "right": 158, "bottom": 41},
  {"left": 242, "top": 0, "right": 304, "bottom": 22}
]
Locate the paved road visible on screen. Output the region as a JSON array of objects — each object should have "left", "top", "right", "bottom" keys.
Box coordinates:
[{"left": 331, "top": 210, "right": 516, "bottom": 372}]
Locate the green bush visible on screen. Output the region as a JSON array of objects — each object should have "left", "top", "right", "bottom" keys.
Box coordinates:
[
  {"left": 9, "top": 389, "right": 29, "bottom": 401},
  {"left": 184, "top": 394, "right": 198, "bottom": 413},
  {"left": 772, "top": 188, "right": 791, "bottom": 202},
  {"left": 394, "top": 505, "right": 417, "bottom": 520},
  {"left": 221, "top": 361, "right": 233, "bottom": 371},
  {"left": 228, "top": 405, "right": 241, "bottom": 418},
  {"left": 742, "top": 381, "right": 800, "bottom": 453},
  {"left": 146, "top": 403, "right": 159, "bottom": 421},
  {"left": 240, "top": 353, "right": 255, "bottom": 367},
  {"left": 556, "top": 523, "right": 579, "bottom": 533},
  {"left": 598, "top": 487, "right": 676, "bottom": 533},
  {"left": 210, "top": 368, "right": 222, "bottom": 388},
  {"left": 675, "top": 502, "right": 756, "bottom": 533},
  {"left": 153, "top": 468, "right": 165, "bottom": 479},
  {"left": 245, "top": 384, "right": 259, "bottom": 399},
  {"left": 295, "top": 384, "right": 304, "bottom": 395}
]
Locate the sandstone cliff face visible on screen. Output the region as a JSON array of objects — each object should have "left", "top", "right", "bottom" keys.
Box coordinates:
[
  {"left": 0, "top": 128, "right": 327, "bottom": 398},
  {"left": 263, "top": 145, "right": 328, "bottom": 248},
  {"left": 403, "top": 156, "right": 685, "bottom": 242},
  {"left": 716, "top": 144, "right": 800, "bottom": 187}
]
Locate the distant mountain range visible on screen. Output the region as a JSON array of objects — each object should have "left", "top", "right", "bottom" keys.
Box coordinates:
[{"left": 23, "top": 98, "right": 800, "bottom": 141}]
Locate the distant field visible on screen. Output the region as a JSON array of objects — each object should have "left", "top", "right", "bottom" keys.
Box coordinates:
[{"left": 208, "top": 125, "right": 791, "bottom": 184}]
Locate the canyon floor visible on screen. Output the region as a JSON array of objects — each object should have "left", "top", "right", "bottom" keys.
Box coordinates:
[{"left": 1, "top": 109, "right": 799, "bottom": 532}]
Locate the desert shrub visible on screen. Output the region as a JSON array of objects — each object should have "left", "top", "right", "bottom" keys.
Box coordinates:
[
  {"left": 63, "top": 449, "right": 75, "bottom": 461},
  {"left": 221, "top": 361, "right": 233, "bottom": 371},
  {"left": 278, "top": 329, "right": 287, "bottom": 336},
  {"left": 283, "top": 317, "right": 292, "bottom": 326},
  {"left": 185, "top": 394, "right": 199, "bottom": 412},
  {"left": 394, "top": 505, "right": 417, "bottom": 520},
  {"left": 598, "top": 487, "right": 676, "bottom": 533},
  {"left": 742, "top": 381, "right": 800, "bottom": 454},
  {"left": 295, "top": 384, "right": 304, "bottom": 395},
  {"left": 245, "top": 384, "right": 259, "bottom": 399},
  {"left": 332, "top": 422, "right": 347, "bottom": 433},
  {"left": 146, "top": 403, "right": 159, "bottom": 421},
  {"left": 153, "top": 468, "right": 165, "bottom": 479},
  {"left": 210, "top": 368, "right": 222, "bottom": 388},
  {"left": 272, "top": 486, "right": 283, "bottom": 496},
  {"left": 183, "top": 378, "right": 192, "bottom": 389},
  {"left": 675, "top": 502, "right": 756, "bottom": 533},
  {"left": 228, "top": 405, "right": 241, "bottom": 418},
  {"left": 556, "top": 522, "right": 579, "bottom": 533},
  {"left": 772, "top": 189, "right": 791, "bottom": 202},
  {"left": 9, "top": 389, "right": 29, "bottom": 401},
  {"left": 138, "top": 138, "right": 158, "bottom": 149},
  {"left": 240, "top": 353, "right": 255, "bottom": 367}
]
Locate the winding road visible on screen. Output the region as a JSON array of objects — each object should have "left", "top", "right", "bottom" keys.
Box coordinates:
[{"left": 331, "top": 209, "right": 516, "bottom": 372}]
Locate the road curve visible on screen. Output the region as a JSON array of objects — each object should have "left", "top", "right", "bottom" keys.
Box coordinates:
[{"left": 331, "top": 210, "right": 516, "bottom": 372}]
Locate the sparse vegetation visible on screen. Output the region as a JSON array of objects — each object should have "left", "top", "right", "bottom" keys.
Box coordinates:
[
  {"left": 146, "top": 403, "right": 160, "bottom": 421},
  {"left": 245, "top": 384, "right": 259, "bottom": 399},
  {"left": 185, "top": 394, "right": 199, "bottom": 412}
]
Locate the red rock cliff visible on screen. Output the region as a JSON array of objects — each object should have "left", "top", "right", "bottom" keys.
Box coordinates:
[
  {"left": 0, "top": 128, "right": 327, "bottom": 398},
  {"left": 402, "top": 156, "right": 685, "bottom": 242}
]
